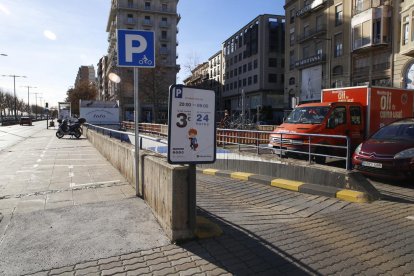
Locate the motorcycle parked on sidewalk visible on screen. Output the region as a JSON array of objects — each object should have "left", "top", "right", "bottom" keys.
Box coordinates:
[{"left": 56, "top": 118, "right": 86, "bottom": 139}]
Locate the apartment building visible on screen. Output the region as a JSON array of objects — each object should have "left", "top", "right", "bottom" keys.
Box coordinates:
[
  {"left": 285, "top": 0, "right": 414, "bottom": 108},
  {"left": 97, "top": 56, "right": 109, "bottom": 101},
  {"left": 183, "top": 62, "right": 209, "bottom": 88},
  {"left": 395, "top": 0, "right": 414, "bottom": 89},
  {"left": 284, "top": 0, "right": 351, "bottom": 107},
  {"left": 106, "top": 0, "right": 179, "bottom": 122},
  {"left": 75, "top": 65, "right": 96, "bottom": 88},
  {"left": 222, "top": 14, "right": 285, "bottom": 122},
  {"left": 208, "top": 50, "right": 222, "bottom": 111}
]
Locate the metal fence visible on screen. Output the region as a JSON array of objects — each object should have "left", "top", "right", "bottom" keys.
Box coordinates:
[{"left": 85, "top": 123, "right": 353, "bottom": 170}]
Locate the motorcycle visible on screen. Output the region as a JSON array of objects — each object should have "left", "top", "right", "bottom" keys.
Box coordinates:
[{"left": 56, "top": 118, "right": 86, "bottom": 139}]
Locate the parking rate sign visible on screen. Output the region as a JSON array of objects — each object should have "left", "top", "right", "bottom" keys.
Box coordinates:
[
  {"left": 117, "top": 29, "right": 155, "bottom": 68},
  {"left": 168, "top": 85, "right": 216, "bottom": 164}
]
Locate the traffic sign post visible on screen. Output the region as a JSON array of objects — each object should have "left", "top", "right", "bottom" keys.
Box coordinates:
[
  {"left": 168, "top": 85, "right": 216, "bottom": 164},
  {"left": 117, "top": 29, "right": 155, "bottom": 196}
]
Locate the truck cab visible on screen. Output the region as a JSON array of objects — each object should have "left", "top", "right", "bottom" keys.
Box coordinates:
[{"left": 269, "top": 102, "right": 365, "bottom": 162}]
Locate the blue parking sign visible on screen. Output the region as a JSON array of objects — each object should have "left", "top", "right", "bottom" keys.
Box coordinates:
[{"left": 117, "top": 29, "right": 155, "bottom": 68}]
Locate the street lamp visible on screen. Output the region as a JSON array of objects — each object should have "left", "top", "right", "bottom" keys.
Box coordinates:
[
  {"left": 33, "top": 92, "right": 42, "bottom": 120},
  {"left": 1, "top": 74, "right": 27, "bottom": 121},
  {"left": 314, "top": 36, "right": 332, "bottom": 88},
  {"left": 21, "top": 85, "right": 37, "bottom": 116}
]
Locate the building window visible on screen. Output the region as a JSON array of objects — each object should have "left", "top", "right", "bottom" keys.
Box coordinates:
[
  {"left": 234, "top": 69, "right": 237, "bottom": 76},
  {"left": 268, "top": 74, "right": 277, "bottom": 83},
  {"left": 290, "top": 9, "right": 295, "bottom": 24},
  {"left": 289, "top": 50, "right": 295, "bottom": 69},
  {"left": 239, "top": 79, "right": 242, "bottom": 88},
  {"left": 238, "top": 66, "right": 242, "bottom": 74},
  {"left": 403, "top": 16, "right": 409, "bottom": 45},
  {"left": 334, "top": 33, "right": 343, "bottom": 57},
  {"left": 145, "top": 1, "right": 151, "bottom": 10},
  {"left": 253, "top": 75, "right": 258, "bottom": 84},
  {"left": 289, "top": 77, "right": 295, "bottom": 85},
  {"left": 303, "top": 24, "right": 310, "bottom": 37},
  {"left": 335, "top": 4, "right": 343, "bottom": 26},
  {"left": 303, "top": 46, "right": 310, "bottom": 58},
  {"left": 127, "top": 14, "right": 134, "bottom": 24},
  {"left": 248, "top": 62, "right": 252, "bottom": 71},
  {"left": 234, "top": 55, "right": 238, "bottom": 63},
  {"left": 243, "top": 64, "right": 247, "bottom": 73},
  {"left": 316, "top": 42, "right": 323, "bottom": 56},
  {"left": 254, "top": 59, "right": 258, "bottom": 69},
  {"left": 243, "top": 78, "right": 247, "bottom": 86},
  {"left": 162, "top": 3, "right": 168, "bottom": 11},
  {"left": 316, "top": 15, "right": 324, "bottom": 32},
  {"left": 144, "top": 15, "right": 151, "bottom": 25},
  {"left": 269, "top": 58, "right": 277, "bottom": 67},
  {"left": 161, "top": 30, "right": 167, "bottom": 39},
  {"left": 290, "top": 29, "right": 295, "bottom": 46},
  {"left": 248, "top": 77, "right": 252, "bottom": 85},
  {"left": 333, "top": 65, "right": 343, "bottom": 76},
  {"left": 128, "top": 0, "right": 134, "bottom": 8}
]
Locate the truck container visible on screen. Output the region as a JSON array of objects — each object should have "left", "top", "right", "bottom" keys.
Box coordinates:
[{"left": 268, "top": 86, "right": 414, "bottom": 163}]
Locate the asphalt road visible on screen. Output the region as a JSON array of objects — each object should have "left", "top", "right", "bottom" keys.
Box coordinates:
[{"left": 0, "top": 120, "right": 48, "bottom": 151}]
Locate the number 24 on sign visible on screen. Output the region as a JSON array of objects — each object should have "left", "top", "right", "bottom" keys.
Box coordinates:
[{"left": 176, "top": 113, "right": 209, "bottom": 128}]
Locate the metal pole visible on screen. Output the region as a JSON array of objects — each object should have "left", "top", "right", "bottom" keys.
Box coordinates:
[
  {"left": 13, "top": 76, "right": 17, "bottom": 122},
  {"left": 134, "top": 67, "right": 140, "bottom": 196}
]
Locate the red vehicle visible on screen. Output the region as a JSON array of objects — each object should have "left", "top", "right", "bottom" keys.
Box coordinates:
[
  {"left": 352, "top": 118, "right": 414, "bottom": 180},
  {"left": 269, "top": 86, "right": 414, "bottom": 163}
]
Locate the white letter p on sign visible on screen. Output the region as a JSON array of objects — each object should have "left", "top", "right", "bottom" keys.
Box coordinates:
[{"left": 125, "top": 34, "right": 147, "bottom": 62}]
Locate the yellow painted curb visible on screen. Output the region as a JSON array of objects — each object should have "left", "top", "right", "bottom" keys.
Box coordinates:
[
  {"left": 230, "top": 172, "right": 255, "bottom": 181},
  {"left": 194, "top": 216, "right": 223, "bottom": 239},
  {"left": 203, "top": 169, "right": 219, "bottom": 175},
  {"left": 271, "top": 178, "right": 304, "bottom": 191},
  {"left": 336, "top": 190, "right": 369, "bottom": 203}
]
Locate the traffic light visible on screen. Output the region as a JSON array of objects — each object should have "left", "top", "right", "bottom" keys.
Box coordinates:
[{"left": 45, "top": 102, "right": 48, "bottom": 108}]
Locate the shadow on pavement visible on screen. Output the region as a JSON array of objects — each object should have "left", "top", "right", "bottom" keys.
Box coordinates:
[{"left": 180, "top": 208, "right": 322, "bottom": 275}]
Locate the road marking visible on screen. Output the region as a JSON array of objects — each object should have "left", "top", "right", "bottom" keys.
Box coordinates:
[
  {"left": 407, "top": 216, "right": 414, "bottom": 221},
  {"left": 37, "top": 159, "right": 42, "bottom": 162},
  {"left": 69, "top": 165, "right": 74, "bottom": 169},
  {"left": 33, "top": 164, "right": 38, "bottom": 168},
  {"left": 69, "top": 172, "right": 74, "bottom": 177}
]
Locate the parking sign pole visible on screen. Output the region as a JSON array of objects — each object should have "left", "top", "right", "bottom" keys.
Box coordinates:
[{"left": 134, "top": 67, "right": 140, "bottom": 196}]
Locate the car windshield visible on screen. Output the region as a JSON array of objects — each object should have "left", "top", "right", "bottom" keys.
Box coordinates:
[
  {"left": 372, "top": 120, "right": 414, "bottom": 141},
  {"left": 285, "top": 106, "right": 329, "bottom": 124}
]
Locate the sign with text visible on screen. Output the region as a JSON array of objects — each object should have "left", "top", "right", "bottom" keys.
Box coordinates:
[
  {"left": 168, "top": 85, "right": 216, "bottom": 164},
  {"left": 117, "top": 29, "right": 155, "bottom": 68}
]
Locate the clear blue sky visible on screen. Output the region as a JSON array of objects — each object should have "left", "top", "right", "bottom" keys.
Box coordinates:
[{"left": 0, "top": 0, "right": 284, "bottom": 108}]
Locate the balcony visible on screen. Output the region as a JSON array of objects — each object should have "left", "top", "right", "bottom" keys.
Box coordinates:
[
  {"left": 117, "top": 3, "right": 177, "bottom": 15},
  {"left": 352, "top": 0, "right": 388, "bottom": 16},
  {"left": 125, "top": 18, "right": 136, "bottom": 25},
  {"left": 142, "top": 19, "right": 153, "bottom": 27},
  {"left": 160, "top": 36, "right": 170, "bottom": 42},
  {"left": 160, "top": 48, "right": 169, "bottom": 55},
  {"left": 294, "top": 54, "right": 326, "bottom": 68},
  {"left": 353, "top": 35, "right": 390, "bottom": 52},
  {"left": 159, "top": 21, "right": 170, "bottom": 28},
  {"left": 297, "top": 24, "right": 327, "bottom": 43},
  {"left": 296, "top": 0, "right": 327, "bottom": 18}
]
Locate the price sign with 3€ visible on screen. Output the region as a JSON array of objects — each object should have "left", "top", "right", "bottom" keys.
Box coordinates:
[{"left": 168, "top": 85, "right": 216, "bottom": 164}]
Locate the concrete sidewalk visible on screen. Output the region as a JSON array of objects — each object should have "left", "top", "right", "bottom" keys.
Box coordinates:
[{"left": 1, "top": 127, "right": 413, "bottom": 276}]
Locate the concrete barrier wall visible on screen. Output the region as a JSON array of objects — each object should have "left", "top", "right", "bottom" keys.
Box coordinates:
[
  {"left": 83, "top": 127, "right": 195, "bottom": 241},
  {"left": 199, "top": 157, "right": 380, "bottom": 200}
]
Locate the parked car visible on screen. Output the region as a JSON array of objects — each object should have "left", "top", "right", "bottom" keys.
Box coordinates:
[
  {"left": 352, "top": 118, "right": 414, "bottom": 180},
  {"left": 20, "top": 116, "right": 32, "bottom": 126}
]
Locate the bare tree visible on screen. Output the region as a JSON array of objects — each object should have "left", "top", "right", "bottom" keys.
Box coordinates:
[{"left": 182, "top": 51, "right": 201, "bottom": 78}]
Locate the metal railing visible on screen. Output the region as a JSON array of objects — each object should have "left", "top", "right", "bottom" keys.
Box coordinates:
[{"left": 87, "top": 122, "right": 353, "bottom": 170}]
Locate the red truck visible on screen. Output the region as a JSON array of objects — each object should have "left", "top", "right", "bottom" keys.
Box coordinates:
[{"left": 269, "top": 86, "right": 414, "bottom": 163}]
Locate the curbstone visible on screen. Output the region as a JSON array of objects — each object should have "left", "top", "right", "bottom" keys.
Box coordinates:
[{"left": 198, "top": 168, "right": 372, "bottom": 203}]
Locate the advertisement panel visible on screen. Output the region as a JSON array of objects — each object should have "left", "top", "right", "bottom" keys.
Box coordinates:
[
  {"left": 79, "top": 100, "right": 119, "bottom": 124},
  {"left": 168, "top": 85, "right": 216, "bottom": 164},
  {"left": 301, "top": 66, "right": 322, "bottom": 102},
  {"left": 321, "top": 86, "right": 369, "bottom": 105},
  {"left": 369, "top": 87, "right": 414, "bottom": 131}
]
